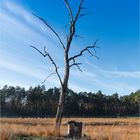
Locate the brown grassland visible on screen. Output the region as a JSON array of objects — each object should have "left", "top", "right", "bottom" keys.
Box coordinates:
[{"left": 0, "top": 117, "right": 140, "bottom": 140}]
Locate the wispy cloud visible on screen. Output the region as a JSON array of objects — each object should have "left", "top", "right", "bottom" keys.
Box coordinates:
[
  {"left": 0, "top": 0, "right": 64, "bottom": 56},
  {"left": 0, "top": 57, "right": 61, "bottom": 87},
  {"left": 0, "top": 6, "right": 54, "bottom": 48},
  {"left": 85, "top": 61, "right": 140, "bottom": 78},
  {"left": 0, "top": 80, "right": 29, "bottom": 89},
  {"left": 0, "top": 0, "right": 63, "bottom": 88},
  {"left": 69, "top": 82, "right": 90, "bottom": 92},
  {"left": 70, "top": 60, "right": 140, "bottom": 94},
  {"left": 0, "top": 59, "right": 43, "bottom": 80},
  {"left": 104, "top": 71, "right": 140, "bottom": 78},
  {"left": 4, "top": 0, "right": 33, "bottom": 22}
]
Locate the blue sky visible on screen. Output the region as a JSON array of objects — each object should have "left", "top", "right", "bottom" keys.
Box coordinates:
[{"left": 0, "top": 0, "right": 139, "bottom": 95}]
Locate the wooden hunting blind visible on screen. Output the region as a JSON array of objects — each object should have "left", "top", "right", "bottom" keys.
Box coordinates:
[{"left": 67, "top": 121, "right": 83, "bottom": 138}]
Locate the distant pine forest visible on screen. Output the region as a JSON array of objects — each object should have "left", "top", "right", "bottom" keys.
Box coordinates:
[{"left": 0, "top": 85, "right": 139, "bottom": 117}]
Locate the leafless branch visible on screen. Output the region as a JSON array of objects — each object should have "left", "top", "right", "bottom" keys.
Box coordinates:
[
  {"left": 41, "top": 73, "right": 56, "bottom": 84},
  {"left": 87, "top": 49, "right": 93, "bottom": 56},
  {"left": 69, "top": 39, "right": 99, "bottom": 61},
  {"left": 30, "top": 45, "right": 63, "bottom": 86},
  {"left": 76, "top": 64, "right": 83, "bottom": 72},
  {"left": 30, "top": 45, "right": 47, "bottom": 57},
  {"left": 74, "top": 0, "right": 84, "bottom": 23},
  {"left": 69, "top": 58, "right": 82, "bottom": 72},
  {"left": 33, "top": 14, "right": 65, "bottom": 49},
  {"left": 87, "top": 49, "right": 99, "bottom": 59},
  {"left": 93, "top": 47, "right": 97, "bottom": 53},
  {"left": 70, "top": 62, "right": 83, "bottom": 72},
  {"left": 78, "top": 11, "right": 93, "bottom": 19},
  {"left": 70, "top": 62, "right": 82, "bottom": 67},
  {"left": 64, "top": 0, "right": 73, "bottom": 22},
  {"left": 64, "top": 0, "right": 84, "bottom": 53}
]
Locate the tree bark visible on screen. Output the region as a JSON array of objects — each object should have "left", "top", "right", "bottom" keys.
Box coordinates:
[
  {"left": 54, "top": 86, "right": 66, "bottom": 129},
  {"left": 54, "top": 51, "right": 69, "bottom": 130}
]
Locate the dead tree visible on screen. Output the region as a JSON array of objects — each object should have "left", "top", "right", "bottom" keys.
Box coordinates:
[{"left": 30, "top": 0, "right": 98, "bottom": 131}]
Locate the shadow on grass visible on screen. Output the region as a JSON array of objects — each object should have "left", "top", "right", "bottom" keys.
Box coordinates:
[{"left": 10, "top": 136, "right": 91, "bottom": 140}]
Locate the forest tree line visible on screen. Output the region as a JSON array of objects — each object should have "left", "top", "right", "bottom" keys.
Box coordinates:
[{"left": 0, "top": 85, "right": 139, "bottom": 117}]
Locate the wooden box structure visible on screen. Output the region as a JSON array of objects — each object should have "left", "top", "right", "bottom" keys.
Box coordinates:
[{"left": 67, "top": 121, "right": 83, "bottom": 138}]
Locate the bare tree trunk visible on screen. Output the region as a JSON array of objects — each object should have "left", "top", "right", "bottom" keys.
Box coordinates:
[
  {"left": 54, "top": 52, "right": 69, "bottom": 130},
  {"left": 54, "top": 86, "right": 66, "bottom": 129}
]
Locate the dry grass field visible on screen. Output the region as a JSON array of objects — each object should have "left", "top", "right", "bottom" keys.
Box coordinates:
[{"left": 0, "top": 117, "right": 140, "bottom": 140}]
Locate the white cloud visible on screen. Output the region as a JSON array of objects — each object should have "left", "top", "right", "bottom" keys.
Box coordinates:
[
  {"left": 70, "top": 69, "right": 98, "bottom": 79},
  {"left": 105, "top": 71, "right": 140, "bottom": 78},
  {"left": 69, "top": 61, "right": 140, "bottom": 94},
  {"left": 4, "top": 0, "right": 32, "bottom": 22},
  {"left": 0, "top": 0, "right": 64, "bottom": 88},
  {"left": 0, "top": 10, "right": 53, "bottom": 48},
  {"left": 0, "top": 80, "right": 29, "bottom": 89},
  {"left": 0, "top": 58, "right": 45, "bottom": 80},
  {"left": 69, "top": 82, "right": 90, "bottom": 92},
  {"left": 0, "top": 0, "right": 64, "bottom": 56},
  {"left": 2, "top": 0, "right": 49, "bottom": 34},
  {"left": 0, "top": 56, "right": 61, "bottom": 87},
  {"left": 85, "top": 60, "right": 140, "bottom": 79}
]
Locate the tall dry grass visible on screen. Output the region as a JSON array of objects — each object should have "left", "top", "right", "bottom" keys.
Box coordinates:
[{"left": 0, "top": 117, "right": 140, "bottom": 140}]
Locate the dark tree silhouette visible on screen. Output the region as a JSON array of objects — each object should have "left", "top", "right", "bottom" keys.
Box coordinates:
[
  {"left": 0, "top": 85, "right": 139, "bottom": 118},
  {"left": 30, "top": 0, "right": 99, "bottom": 131}
]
